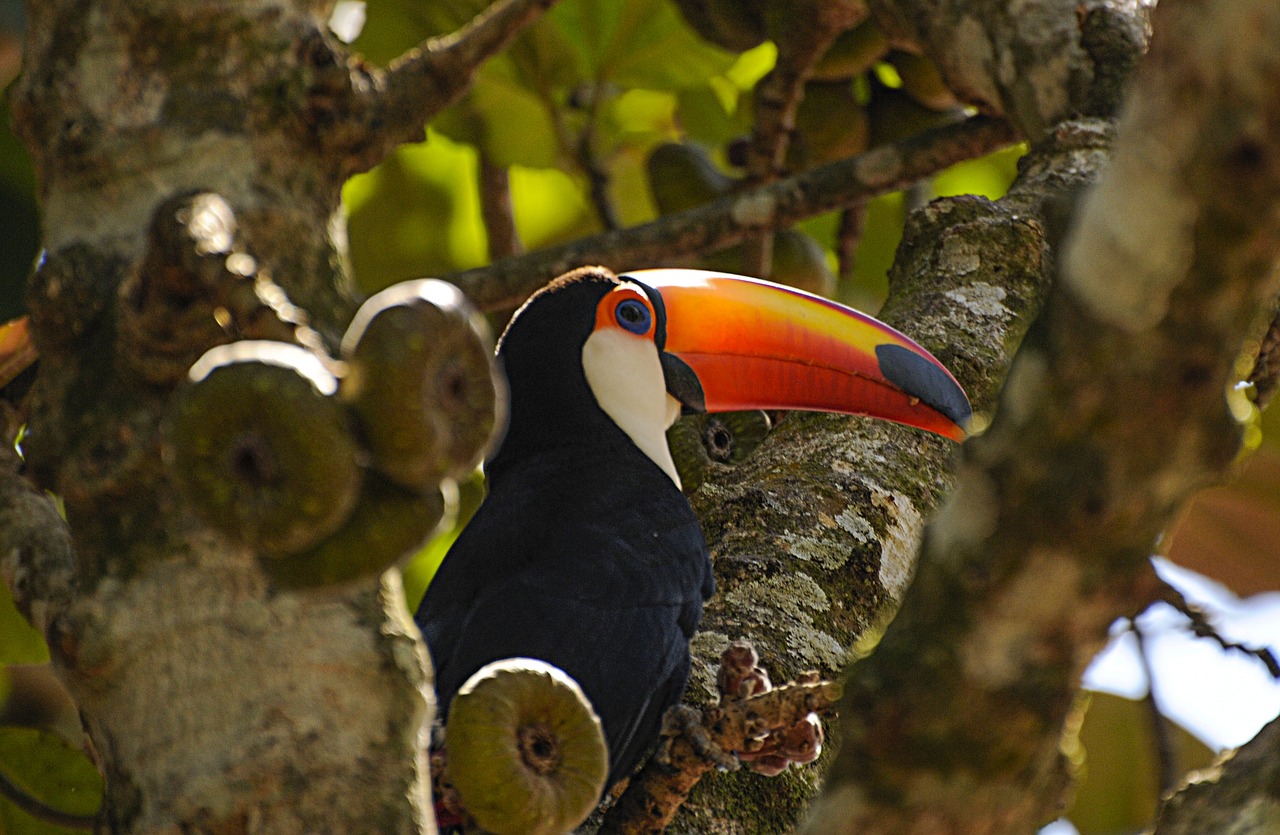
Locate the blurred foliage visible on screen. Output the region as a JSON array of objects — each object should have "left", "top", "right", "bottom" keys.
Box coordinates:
[
  {"left": 0, "top": 0, "right": 1277, "bottom": 831},
  {"left": 0, "top": 727, "right": 102, "bottom": 833},
  {"left": 1067, "top": 692, "right": 1216, "bottom": 835},
  {"left": 1162, "top": 399, "right": 1280, "bottom": 596},
  {"left": 0, "top": 582, "right": 47, "bottom": 667}
]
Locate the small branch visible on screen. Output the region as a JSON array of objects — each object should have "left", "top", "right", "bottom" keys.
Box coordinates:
[
  {"left": 1131, "top": 617, "right": 1179, "bottom": 796},
  {"left": 365, "top": 0, "right": 562, "bottom": 161},
  {"left": 448, "top": 115, "right": 1018, "bottom": 311},
  {"left": 835, "top": 206, "right": 867, "bottom": 280},
  {"left": 1156, "top": 581, "right": 1280, "bottom": 679},
  {"left": 478, "top": 153, "right": 522, "bottom": 260},
  {"left": 578, "top": 95, "right": 621, "bottom": 232},
  {"left": 1246, "top": 302, "right": 1280, "bottom": 410}
]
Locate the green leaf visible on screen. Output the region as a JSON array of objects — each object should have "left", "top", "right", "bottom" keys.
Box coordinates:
[
  {"left": 0, "top": 727, "right": 102, "bottom": 834},
  {"left": 550, "top": 0, "right": 735, "bottom": 90},
  {"left": 0, "top": 582, "right": 48, "bottom": 666},
  {"left": 343, "top": 130, "right": 488, "bottom": 292}
]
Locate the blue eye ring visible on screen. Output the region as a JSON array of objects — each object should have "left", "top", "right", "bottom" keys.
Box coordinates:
[{"left": 615, "top": 298, "right": 652, "bottom": 335}]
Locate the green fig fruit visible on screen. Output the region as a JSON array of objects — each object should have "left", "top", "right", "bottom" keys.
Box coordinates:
[
  {"left": 261, "top": 472, "right": 446, "bottom": 590},
  {"left": 166, "top": 340, "right": 361, "bottom": 556},
  {"left": 888, "top": 51, "right": 960, "bottom": 111},
  {"left": 341, "top": 279, "right": 505, "bottom": 491},
  {"left": 646, "top": 143, "right": 737, "bottom": 215},
  {"left": 789, "top": 80, "right": 869, "bottom": 170},
  {"left": 667, "top": 410, "right": 772, "bottom": 493},
  {"left": 671, "top": 0, "right": 768, "bottom": 52},
  {"left": 770, "top": 229, "right": 836, "bottom": 297},
  {"left": 446, "top": 658, "right": 608, "bottom": 835},
  {"left": 812, "top": 21, "right": 891, "bottom": 81},
  {"left": 867, "top": 77, "right": 966, "bottom": 147}
]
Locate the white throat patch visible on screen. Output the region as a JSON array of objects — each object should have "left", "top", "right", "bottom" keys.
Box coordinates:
[{"left": 582, "top": 328, "right": 683, "bottom": 488}]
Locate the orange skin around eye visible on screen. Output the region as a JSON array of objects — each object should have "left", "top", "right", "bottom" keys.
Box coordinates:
[{"left": 594, "top": 286, "right": 655, "bottom": 338}]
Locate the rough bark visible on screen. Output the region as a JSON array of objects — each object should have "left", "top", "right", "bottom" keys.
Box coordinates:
[
  {"left": 1152, "top": 715, "right": 1280, "bottom": 835},
  {"left": 868, "top": 0, "right": 1153, "bottom": 138},
  {"left": 802, "top": 0, "right": 1280, "bottom": 831},
  {"left": 656, "top": 118, "right": 1111, "bottom": 835},
  {"left": 4, "top": 0, "right": 553, "bottom": 830}
]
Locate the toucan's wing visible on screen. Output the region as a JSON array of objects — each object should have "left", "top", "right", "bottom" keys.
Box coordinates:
[{"left": 417, "top": 441, "right": 712, "bottom": 785}]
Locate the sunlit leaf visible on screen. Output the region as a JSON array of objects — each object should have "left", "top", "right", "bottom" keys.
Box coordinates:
[
  {"left": 0, "top": 727, "right": 102, "bottom": 834},
  {"left": 509, "top": 165, "right": 598, "bottom": 249},
  {"left": 933, "top": 142, "right": 1026, "bottom": 200},
  {"left": 550, "top": 0, "right": 734, "bottom": 90},
  {"left": 343, "top": 131, "right": 487, "bottom": 292}
]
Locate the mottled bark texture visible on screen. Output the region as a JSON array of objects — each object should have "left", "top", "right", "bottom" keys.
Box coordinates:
[
  {"left": 1152, "top": 715, "right": 1280, "bottom": 834},
  {"left": 803, "top": 0, "right": 1280, "bottom": 832},
  {"left": 4, "top": 0, "right": 553, "bottom": 831},
  {"left": 868, "top": 0, "right": 1153, "bottom": 138}
]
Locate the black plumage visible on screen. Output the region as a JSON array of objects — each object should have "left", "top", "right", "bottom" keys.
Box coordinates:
[{"left": 416, "top": 270, "right": 714, "bottom": 787}]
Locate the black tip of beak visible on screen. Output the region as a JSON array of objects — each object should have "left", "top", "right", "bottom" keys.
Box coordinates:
[{"left": 875, "top": 344, "right": 972, "bottom": 428}]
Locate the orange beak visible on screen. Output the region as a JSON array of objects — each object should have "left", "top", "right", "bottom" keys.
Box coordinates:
[
  {"left": 0, "top": 316, "right": 36, "bottom": 391},
  {"left": 625, "top": 270, "right": 970, "bottom": 442}
]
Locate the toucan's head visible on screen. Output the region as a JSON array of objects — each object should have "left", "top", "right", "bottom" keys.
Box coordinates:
[{"left": 488, "top": 266, "right": 970, "bottom": 485}]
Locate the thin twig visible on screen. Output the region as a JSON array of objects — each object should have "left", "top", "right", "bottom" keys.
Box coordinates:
[
  {"left": 835, "top": 205, "right": 867, "bottom": 280},
  {"left": 0, "top": 767, "right": 97, "bottom": 830},
  {"left": 478, "top": 152, "right": 522, "bottom": 260},
  {"left": 578, "top": 88, "right": 621, "bottom": 232},
  {"left": 1246, "top": 301, "right": 1280, "bottom": 410},
  {"left": 448, "top": 115, "right": 1018, "bottom": 311},
  {"left": 1156, "top": 580, "right": 1280, "bottom": 678},
  {"left": 1130, "top": 617, "right": 1180, "bottom": 797}
]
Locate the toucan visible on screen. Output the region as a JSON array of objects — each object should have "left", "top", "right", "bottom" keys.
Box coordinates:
[{"left": 416, "top": 266, "right": 970, "bottom": 788}]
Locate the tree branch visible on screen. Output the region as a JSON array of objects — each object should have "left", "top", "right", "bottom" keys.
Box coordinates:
[
  {"left": 354, "top": 0, "right": 562, "bottom": 174},
  {"left": 448, "top": 115, "right": 1018, "bottom": 312},
  {"left": 868, "top": 0, "right": 1149, "bottom": 137},
  {"left": 1151, "top": 716, "right": 1280, "bottom": 834},
  {"left": 804, "top": 0, "right": 1280, "bottom": 830}
]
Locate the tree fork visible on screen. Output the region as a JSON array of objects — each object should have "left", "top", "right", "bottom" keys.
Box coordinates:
[{"left": 6, "top": 0, "right": 556, "bottom": 830}]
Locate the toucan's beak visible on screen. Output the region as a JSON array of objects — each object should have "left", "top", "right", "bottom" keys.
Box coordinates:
[
  {"left": 625, "top": 269, "right": 971, "bottom": 442},
  {"left": 0, "top": 316, "right": 36, "bottom": 391}
]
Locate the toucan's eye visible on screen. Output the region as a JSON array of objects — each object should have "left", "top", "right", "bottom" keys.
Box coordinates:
[{"left": 615, "top": 298, "right": 652, "bottom": 335}]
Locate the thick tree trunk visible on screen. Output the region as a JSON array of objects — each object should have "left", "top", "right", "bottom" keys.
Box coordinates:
[{"left": 6, "top": 1, "right": 436, "bottom": 830}]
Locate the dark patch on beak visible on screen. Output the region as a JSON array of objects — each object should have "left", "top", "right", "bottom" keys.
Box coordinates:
[{"left": 660, "top": 352, "right": 705, "bottom": 414}]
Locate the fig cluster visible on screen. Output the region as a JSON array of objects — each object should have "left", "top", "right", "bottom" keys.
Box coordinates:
[
  {"left": 164, "top": 279, "right": 505, "bottom": 590},
  {"left": 649, "top": 12, "right": 964, "bottom": 292}
]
